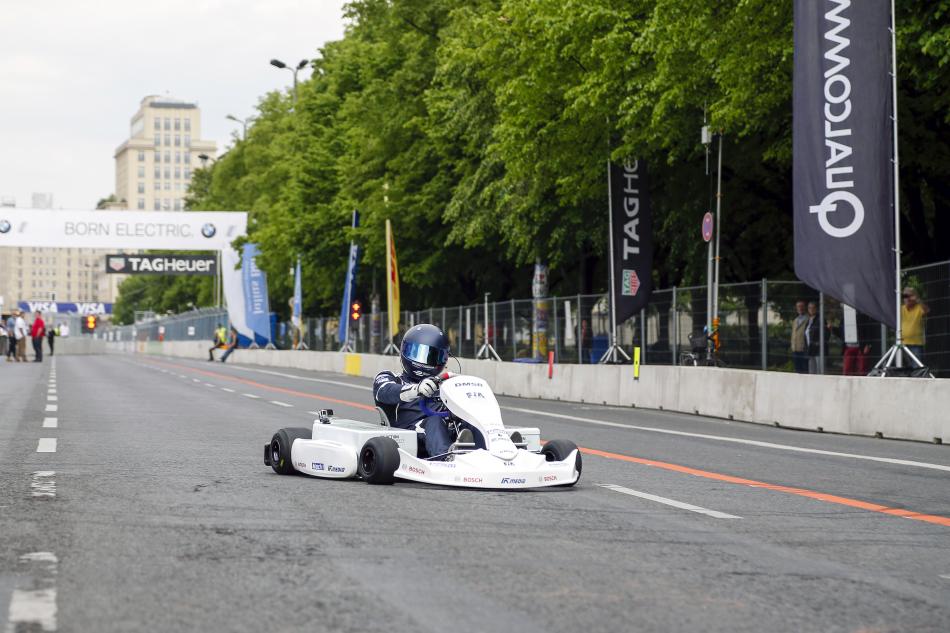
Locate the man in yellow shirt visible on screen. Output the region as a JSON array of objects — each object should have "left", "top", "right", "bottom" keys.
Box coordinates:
[{"left": 900, "top": 287, "right": 929, "bottom": 362}]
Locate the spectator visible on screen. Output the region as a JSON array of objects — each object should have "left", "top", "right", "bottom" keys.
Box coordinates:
[
  {"left": 15, "top": 310, "right": 28, "bottom": 362},
  {"left": 789, "top": 300, "right": 809, "bottom": 374},
  {"left": 6, "top": 312, "right": 17, "bottom": 362},
  {"left": 31, "top": 310, "right": 46, "bottom": 362},
  {"left": 208, "top": 323, "right": 228, "bottom": 361},
  {"left": 805, "top": 301, "right": 821, "bottom": 374},
  {"left": 47, "top": 323, "right": 57, "bottom": 356},
  {"left": 900, "top": 286, "right": 929, "bottom": 362},
  {"left": 829, "top": 305, "right": 872, "bottom": 376},
  {"left": 220, "top": 326, "right": 239, "bottom": 363},
  {"left": 0, "top": 318, "right": 7, "bottom": 358}
]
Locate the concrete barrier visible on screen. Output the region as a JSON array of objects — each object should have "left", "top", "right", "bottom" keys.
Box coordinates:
[{"left": 103, "top": 341, "right": 950, "bottom": 444}]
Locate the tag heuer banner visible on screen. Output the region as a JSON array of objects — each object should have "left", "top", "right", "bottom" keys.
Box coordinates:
[
  {"left": 610, "top": 160, "right": 653, "bottom": 324},
  {"left": 105, "top": 254, "right": 217, "bottom": 275},
  {"left": 793, "top": 0, "right": 895, "bottom": 328}
]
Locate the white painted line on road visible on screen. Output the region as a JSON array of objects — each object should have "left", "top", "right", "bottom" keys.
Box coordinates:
[
  {"left": 31, "top": 471, "right": 56, "bottom": 497},
  {"left": 504, "top": 406, "right": 950, "bottom": 474},
  {"left": 47, "top": 395, "right": 58, "bottom": 401},
  {"left": 45, "top": 404, "right": 57, "bottom": 412},
  {"left": 228, "top": 365, "right": 371, "bottom": 391},
  {"left": 220, "top": 387, "right": 235, "bottom": 393},
  {"left": 242, "top": 393, "right": 260, "bottom": 399},
  {"left": 204, "top": 383, "right": 216, "bottom": 387},
  {"left": 192, "top": 378, "right": 201, "bottom": 383},
  {"left": 47, "top": 389, "right": 57, "bottom": 395},
  {"left": 7, "top": 551, "right": 58, "bottom": 632},
  {"left": 42, "top": 417, "right": 57, "bottom": 429},
  {"left": 179, "top": 374, "right": 186, "bottom": 378},
  {"left": 598, "top": 483, "right": 741, "bottom": 520},
  {"left": 36, "top": 438, "right": 57, "bottom": 453},
  {"left": 940, "top": 574, "right": 950, "bottom": 580},
  {"left": 269, "top": 400, "right": 293, "bottom": 408}
]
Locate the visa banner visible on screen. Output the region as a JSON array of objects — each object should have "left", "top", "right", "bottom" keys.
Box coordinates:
[{"left": 19, "top": 301, "right": 113, "bottom": 315}]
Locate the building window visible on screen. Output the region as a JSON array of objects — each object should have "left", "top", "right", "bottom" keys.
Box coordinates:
[
  {"left": 184, "top": 135, "right": 191, "bottom": 147},
  {"left": 175, "top": 182, "right": 182, "bottom": 191},
  {"left": 184, "top": 168, "right": 191, "bottom": 180},
  {"left": 138, "top": 150, "right": 145, "bottom": 162},
  {"left": 164, "top": 118, "right": 170, "bottom": 130},
  {"left": 163, "top": 198, "right": 170, "bottom": 210},
  {"left": 137, "top": 198, "right": 145, "bottom": 210},
  {"left": 174, "top": 199, "right": 182, "bottom": 211},
  {"left": 154, "top": 200, "right": 160, "bottom": 210},
  {"left": 165, "top": 150, "right": 171, "bottom": 163},
  {"left": 154, "top": 167, "right": 160, "bottom": 178},
  {"left": 164, "top": 182, "right": 170, "bottom": 191},
  {"left": 164, "top": 167, "right": 170, "bottom": 179},
  {"left": 175, "top": 151, "right": 181, "bottom": 164},
  {"left": 174, "top": 134, "right": 180, "bottom": 147},
  {"left": 164, "top": 134, "right": 171, "bottom": 146},
  {"left": 184, "top": 151, "right": 190, "bottom": 164},
  {"left": 174, "top": 118, "right": 180, "bottom": 131},
  {"left": 184, "top": 119, "right": 191, "bottom": 132},
  {"left": 154, "top": 181, "right": 160, "bottom": 191},
  {"left": 137, "top": 182, "right": 145, "bottom": 194},
  {"left": 174, "top": 167, "right": 181, "bottom": 179},
  {"left": 154, "top": 118, "right": 160, "bottom": 130},
  {"left": 154, "top": 150, "right": 160, "bottom": 162},
  {"left": 154, "top": 136, "right": 160, "bottom": 147},
  {"left": 137, "top": 166, "right": 145, "bottom": 177}
]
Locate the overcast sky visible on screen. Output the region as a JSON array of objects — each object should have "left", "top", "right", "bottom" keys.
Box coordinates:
[{"left": 0, "top": 0, "right": 346, "bottom": 209}]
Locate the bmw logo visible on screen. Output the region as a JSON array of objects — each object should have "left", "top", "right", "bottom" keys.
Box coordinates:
[
  {"left": 201, "top": 223, "right": 217, "bottom": 238},
  {"left": 0, "top": 219, "right": 10, "bottom": 234}
]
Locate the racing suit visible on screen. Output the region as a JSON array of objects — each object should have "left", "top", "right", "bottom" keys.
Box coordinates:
[{"left": 373, "top": 370, "right": 483, "bottom": 459}]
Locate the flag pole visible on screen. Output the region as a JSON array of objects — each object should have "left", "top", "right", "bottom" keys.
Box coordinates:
[{"left": 600, "top": 158, "right": 631, "bottom": 364}]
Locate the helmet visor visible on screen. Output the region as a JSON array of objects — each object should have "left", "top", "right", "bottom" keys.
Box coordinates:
[{"left": 403, "top": 341, "right": 448, "bottom": 368}]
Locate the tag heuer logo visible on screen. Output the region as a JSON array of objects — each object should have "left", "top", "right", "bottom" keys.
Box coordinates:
[
  {"left": 0, "top": 219, "right": 10, "bottom": 234},
  {"left": 201, "top": 223, "right": 216, "bottom": 238},
  {"left": 109, "top": 257, "right": 126, "bottom": 272},
  {"left": 621, "top": 269, "right": 641, "bottom": 296}
]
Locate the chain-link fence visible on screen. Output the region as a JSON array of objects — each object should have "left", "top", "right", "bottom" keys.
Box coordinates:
[{"left": 102, "top": 260, "right": 950, "bottom": 377}]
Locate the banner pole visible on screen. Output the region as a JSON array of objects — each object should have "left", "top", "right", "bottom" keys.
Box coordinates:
[
  {"left": 890, "top": 0, "right": 903, "bottom": 356},
  {"left": 606, "top": 158, "right": 619, "bottom": 362}
]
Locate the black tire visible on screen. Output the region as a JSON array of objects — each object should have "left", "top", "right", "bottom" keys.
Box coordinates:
[
  {"left": 358, "top": 437, "right": 401, "bottom": 485},
  {"left": 541, "top": 439, "right": 582, "bottom": 486},
  {"left": 269, "top": 427, "right": 311, "bottom": 475}
]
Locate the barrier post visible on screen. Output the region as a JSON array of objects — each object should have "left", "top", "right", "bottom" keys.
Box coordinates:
[
  {"left": 510, "top": 299, "right": 516, "bottom": 360},
  {"left": 761, "top": 278, "right": 768, "bottom": 370},
  {"left": 576, "top": 293, "right": 582, "bottom": 364},
  {"left": 633, "top": 346, "right": 641, "bottom": 380},
  {"left": 552, "top": 295, "right": 559, "bottom": 364},
  {"left": 640, "top": 308, "right": 646, "bottom": 364},
  {"left": 548, "top": 350, "right": 554, "bottom": 379}
]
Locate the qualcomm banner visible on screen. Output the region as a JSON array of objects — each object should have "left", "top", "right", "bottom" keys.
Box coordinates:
[
  {"left": 610, "top": 160, "right": 653, "bottom": 324},
  {"left": 0, "top": 209, "right": 246, "bottom": 251},
  {"left": 18, "top": 301, "right": 112, "bottom": 315},
  {"left": 241, "top": 243, "right": 272, "bottom": 346},
  {"left": 793, "top": 0, "right": 895, "bottom": 328}
]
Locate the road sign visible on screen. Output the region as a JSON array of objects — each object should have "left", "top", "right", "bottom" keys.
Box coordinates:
[{"left": 702, "top": 212, "right": 714, "bottom": 242}]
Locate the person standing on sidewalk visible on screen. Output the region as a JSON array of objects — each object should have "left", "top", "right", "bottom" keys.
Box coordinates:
[
  {"left": 15, "top": 310, "right": 29, "bottom": 362},
  {"left": 900, "top": 287, "right": 929, "bottom": 362},
  {"left": 30, "top": 311, "right": 46, "bottom": 362},
  {"left": 5, "top": 313, "right": 16, "bottom": 361},
  {"left": 47, "top": 323, "right": 57, "bottom": 356},
  {"left": 789, "top": 300, "right": 809, "bottom": 374}
]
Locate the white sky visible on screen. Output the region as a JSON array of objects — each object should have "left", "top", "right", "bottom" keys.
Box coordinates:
[{"left": 0, "top": 0, "right": 347, "bottom": 209}]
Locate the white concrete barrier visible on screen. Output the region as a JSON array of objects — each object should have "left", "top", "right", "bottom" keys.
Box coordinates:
[{"left": 104, "top": 341, "right": 950, "bottom": 444}]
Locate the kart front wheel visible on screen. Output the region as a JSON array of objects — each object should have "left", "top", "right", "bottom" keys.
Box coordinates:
[
  {"left": 542, "top": 439, "right": 582, "bottom": 486},
  {"left": 358, "top": 437, "right": 400, "bottom": 485},
  {"left": 268, "top": 428, "right": 310, "bottom": 475}
]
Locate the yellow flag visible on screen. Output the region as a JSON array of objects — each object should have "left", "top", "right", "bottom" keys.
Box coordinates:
[{"left": 386, "top": 219, "right": 400, "bottom": 340}]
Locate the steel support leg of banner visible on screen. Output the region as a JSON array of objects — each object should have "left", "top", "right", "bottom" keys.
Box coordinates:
[
  {"left": 382, "top": 342, "right": 399, "bottom": 355},
  {"left": 475, "top": 293, "right": 502, "bottom": 361},
  {"left": 871, "top": 344, "right": 933, "bottom": 378},
  {"left": 599, "top": 342, "right": 631, "bottom": 364}
]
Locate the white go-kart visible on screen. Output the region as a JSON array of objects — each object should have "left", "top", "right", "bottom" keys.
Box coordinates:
[{"left": 264, "top": 374, "right": 582, "bottom": 489}]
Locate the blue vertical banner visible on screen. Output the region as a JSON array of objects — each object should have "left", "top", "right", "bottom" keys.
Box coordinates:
[
  {"left": 241, "top": 243, "right": 272, "bottom": 346},
  {"left": 337, "top": 211, "right": 360, "bottom": 346}
]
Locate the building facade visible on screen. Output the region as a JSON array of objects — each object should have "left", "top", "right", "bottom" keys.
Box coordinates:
[{"left": 114, "top": 95, "right": 216, "bottom": 212}]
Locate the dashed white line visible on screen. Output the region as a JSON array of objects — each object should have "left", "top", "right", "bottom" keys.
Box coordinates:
[
  {"left": 179, "top": 374, "right": 186, "bottom": 378},
  {"left": 31, "top": 471, "right": 56, "bottom": 497},
  {"left": 242, "top": 393, "right": 260, "bottom": 399},
  {"left": 7, "top": 551, "right": 58, "bottom": 632},
  {"left": 42, "top": 417, "right": 58, "bottom": 429},
  {"left": 598, "top": 483, "right": 741, "bottom": 520},
  {"left": 36, "top": 438, "right": 57, "bottom": 453},
  {"left": 47, "top": 389, "right": 57, "bottom": 395},
  {"left": 47, "top": 395, "right": 58, "bottom": 402},
  {"left": 269, "top": 400, "right": 293, "bottom": 408},
  {"left": 192, "top": 378, "right": 201, "bottom": 383},
  {"left": 220, "top": 387, "right": 235, "bottom": 393},
  {"left": 204, "top": 383, "right": 216, "bottom": 388},
  {"left": 45, "top": 404, "right": 57, "bottom": 412}
]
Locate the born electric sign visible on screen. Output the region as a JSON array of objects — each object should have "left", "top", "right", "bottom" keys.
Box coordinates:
[{"left": 106, "top": 254, "right": 217, "bottom": 276}]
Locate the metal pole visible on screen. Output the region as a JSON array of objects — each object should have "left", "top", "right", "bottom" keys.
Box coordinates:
[
  {"left": 576, "top": 294, "right": 583, "bottom": 364},
  {"left": 510, "top": 299, "right": 516, "bottom": 360},
  {"left": 671, "top": 286, "right": 677, "bottom": 365},
  {"left": 713, "top": 133, "right": 724, "bottom": 326},
  {"left": 640, "top": 308, "right": 646, "bottom": 364},
  {"left": 706, "top": 238, "right": 713, "bottom": 360},
  {"left": 819, "top": 292, "right": 825, "bottom": 375},
  {"left": 553, "top": 295, "right": 559, "bottom": 363},
  {"left": 889, "top": 0, "right": 903, "bottom": 362},
  {"left": 605, "top": 159, "right": 619, "bottom": 356},
  {"left": 761, "top": 278, "right": 768, "bottom": 371}
]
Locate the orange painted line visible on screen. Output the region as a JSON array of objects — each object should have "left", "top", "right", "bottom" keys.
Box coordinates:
[
  {"left": 145, "top": 358, "right": 377, "bottom": 411},
  {"left": 580, "top": 446, "right": 950, "bottom": 528}
]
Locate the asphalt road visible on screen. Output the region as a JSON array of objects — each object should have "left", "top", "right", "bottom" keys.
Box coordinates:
[{"left": 2, "top": 353, "right": 949, "bottom": 632}]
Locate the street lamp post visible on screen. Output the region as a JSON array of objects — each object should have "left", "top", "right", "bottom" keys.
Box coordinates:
[
  {"left": 225, "top": 114, "right": 253, "bottom": 140},
  {"left": 269, "top": 58, "right": 309, "bottom": 103}
]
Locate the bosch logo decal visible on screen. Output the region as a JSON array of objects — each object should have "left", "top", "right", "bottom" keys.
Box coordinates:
[
  {"left": 402, "top": 465, "right": 425, "bottom": 475},
  {"left": 463, "top": 477, "right": 483, "bottom": 483},
  {"left": 543, "top": 475, "right": 558, "bottom": 482}
]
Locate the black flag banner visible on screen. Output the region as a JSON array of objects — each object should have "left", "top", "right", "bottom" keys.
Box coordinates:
[
  {"left": 793, "top": 0, "right": 895, "bottom": 328},
  {"left": 610, "top": 160, "right": 653, "bottom": 324}
]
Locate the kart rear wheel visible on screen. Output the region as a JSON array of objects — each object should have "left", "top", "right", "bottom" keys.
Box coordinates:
[
  {"left": 269, "top": 428, "right": 310, "bottom": 475},
  {"left": 358, "top": 437, "right": 400, "bottom": 485},
  {"left": 542, "top": 439, "right": 582, "bottom": 486}
]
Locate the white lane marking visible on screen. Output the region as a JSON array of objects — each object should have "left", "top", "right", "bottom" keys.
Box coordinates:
[
  {"left": 269, "top": 400, "right": 293, "bottom": 408},
  {"left": 503, "top": 406, "right": 950, "bottom": 474},
  {"left": 192, "top": 378, "right": 201, "bottom": 383},
  {"left": 47, "top": 389, "right": 57, "bottom": 395},
  {"left": 36, "top": 438, "right": 57, "bottom": 453},
  {"left": 45, "top": 404, "right": 57, "bottom": 412},
  {"left": 242, "top": 393, "right": 260, "bottom": 399},
  {"left": 179, "top": 374, "right": 186, "bottom": 378},
  {"left": 204, "top": 383, "right": 216, "bottom": 388},
  {"left": 47, "top": 395, "right": 58, "bottom": 402},
  {"left": 227, "top": 365, "right": 371, "bottom": 391},
  {"left": 940, "top": 574, "right": 950, "bottom": 580},
  {"left": 31, "top": 471, "right": 56, "bottom": 497},
  {"left": 7, "top": 551, "right": 58, "bottom": 631},
  {"left": 598, "top": 483, "right": 741, "bottom": 520},
  {"left": 220, "top": 387, "right": 235, "bottom": 393},
  {"left": 42, "top": 418, "right": 58, "bottom": 429}
]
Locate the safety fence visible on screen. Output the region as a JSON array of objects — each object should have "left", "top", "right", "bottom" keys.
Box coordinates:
[{"left": 103, "top": 260, "right": 950, "bottom": 377}]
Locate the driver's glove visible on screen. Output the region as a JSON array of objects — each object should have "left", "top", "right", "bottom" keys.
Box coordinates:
[{"left": 399, "top": 377, "right": 439, "bottom": 402}]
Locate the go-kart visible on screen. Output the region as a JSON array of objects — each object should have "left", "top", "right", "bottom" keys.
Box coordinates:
[{"left": 264, "top": 373, "right": 582, "bottom": 489}]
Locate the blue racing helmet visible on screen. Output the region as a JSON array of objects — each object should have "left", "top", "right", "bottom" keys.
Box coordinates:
[{"left": 400, "top": 324, "right": 450, "bottom": 379}]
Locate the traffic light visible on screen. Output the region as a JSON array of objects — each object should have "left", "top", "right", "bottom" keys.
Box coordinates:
[
  {"left": 82, "top": 315, "right": 98, "bottom": 333},
  {"left": 350, "top": 301, "right": 362, "bottom": 321}
]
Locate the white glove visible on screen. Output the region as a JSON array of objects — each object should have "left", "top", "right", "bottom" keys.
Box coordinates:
[{"left": 399, "top": 377, "right": 440, "bottom": 402}]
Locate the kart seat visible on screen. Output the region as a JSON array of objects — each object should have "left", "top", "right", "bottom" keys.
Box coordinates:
[{"left": 375, "top": 403, "right": 396, "bottom": 427}]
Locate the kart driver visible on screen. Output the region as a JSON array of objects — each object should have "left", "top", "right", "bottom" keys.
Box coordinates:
[{"left": 373, "top": 324, "right": 482, "bottom": 459}]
